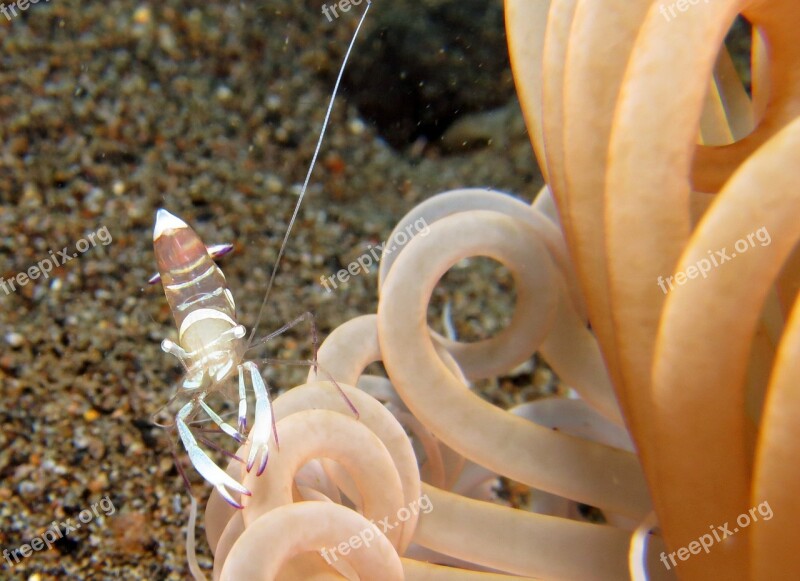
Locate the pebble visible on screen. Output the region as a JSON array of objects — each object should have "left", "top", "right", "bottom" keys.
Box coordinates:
[
  {"left": 83, "top": 409, "right": 100, "bottom": 422},
  {"left": 5, "top": 332, "right": 25, "bottom": 348},
  {"left": 133, "top": 5, "right": 151, "bottom": 25}
]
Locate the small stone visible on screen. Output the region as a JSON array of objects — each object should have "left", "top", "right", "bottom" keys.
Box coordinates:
[
  {"left": 9, "top": 135, "right": 29, "bottom": 155},
  {"left": 265, "top": 94, "right": 281, "bottom": 112},
  {"left": 18, "top": 480, "right": 39, "bottom": 498},
  {"left": 216, "top": 85, "right": 233, "bottom": 102},
  {"left": 88, "top": 473, "right": 109, "bottom": 493},
  {"left": 84, "top": 409, "right": 100, "bottom": 422},
  {"left": 110, "top": 513, "right": 151, "bottom": 554},
  {"left": 264, "top": 174, "right": 283, "bottom": 194},
  {"left": 20, "top": 183, "right": 42, "bottom": 207},
  {"left": 0, "top": 355, "right": 15, "bottom": 371},
  {"left": 158, "top": 457, "right": 173, "bottom": 474},
  {"left": 89, "top": 439, "right": 107, "bottom": 460},
  {"left": 158, "top": 25, "right": 178, "bottom": 53},
  {"left": 133, "top": 5, "right": 151, "bottom": 25},
  {"left": 5, "top": 332, "right": 24, "bottom": 348},
  {"left": 348, "top": 118, "right": 366, "bottom": 136}
]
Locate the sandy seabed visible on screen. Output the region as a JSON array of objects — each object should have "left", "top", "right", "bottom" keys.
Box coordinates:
[{"left": 0, "top": 0, "right": 540, "bottom": 578}]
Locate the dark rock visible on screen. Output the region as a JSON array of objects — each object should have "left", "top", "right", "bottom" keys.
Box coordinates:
[{"left": 344, "top": 0, "right": 514, "bottom": 148}]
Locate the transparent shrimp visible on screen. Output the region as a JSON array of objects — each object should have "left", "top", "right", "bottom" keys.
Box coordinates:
[{"left": 151, "top": 1, "right": 370, "bottom": 509}]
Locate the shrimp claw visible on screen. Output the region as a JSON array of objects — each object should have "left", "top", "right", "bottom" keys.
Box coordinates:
[
  {"left": 241, "top": 362, "right": 275, "bottom": 476},
  {"left": 176, "top": 400, "right": 252, "bottom": 509}
]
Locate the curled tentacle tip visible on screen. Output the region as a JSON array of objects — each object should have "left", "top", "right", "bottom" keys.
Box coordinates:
[
  {"left": 218, "top": 487, "right": 245, "bottom": 509},
  {"left": 256, "top": 454, "right": 269, "bottom": 476},
  {"left": 246, "top": 450, "right": 269, "bottom": 476}
]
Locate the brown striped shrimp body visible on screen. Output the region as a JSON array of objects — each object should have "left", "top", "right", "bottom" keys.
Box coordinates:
[{"left": 153, "top": 209, "right": 273, "bottom": 508}]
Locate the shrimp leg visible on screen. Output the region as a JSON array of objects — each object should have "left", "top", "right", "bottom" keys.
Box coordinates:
[{"left": 176, "top": 400, "right": 251, "bottom": 509}]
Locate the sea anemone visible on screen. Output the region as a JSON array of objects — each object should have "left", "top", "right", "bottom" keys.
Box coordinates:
[
  {"left": 202, "top": 186, "right": 649, "bottom": 580},
  {"left": 188, "top": 0, "right": 800, "bottom": 578},
  {"left": 509, "top": 0, "right": 800, "bottom": 578}
]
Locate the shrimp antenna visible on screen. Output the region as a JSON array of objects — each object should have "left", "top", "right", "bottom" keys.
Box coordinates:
[{"left": 247, "top": 0, "right": 372, "bottom": 348}]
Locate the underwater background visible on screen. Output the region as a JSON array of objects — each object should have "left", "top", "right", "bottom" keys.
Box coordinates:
[{"left": 0, "top": 0, "right": 539, "bottom": 577}]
